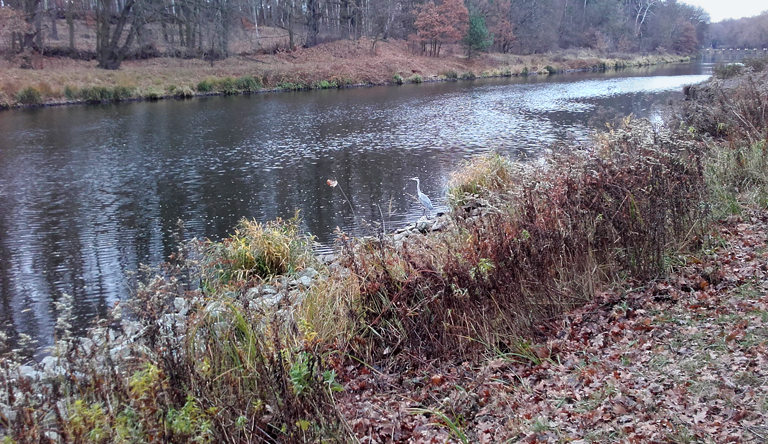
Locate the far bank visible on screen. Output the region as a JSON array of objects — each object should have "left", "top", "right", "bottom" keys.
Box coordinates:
[{"left": 0, "top": 38, "right": 691, "bottom": 110}]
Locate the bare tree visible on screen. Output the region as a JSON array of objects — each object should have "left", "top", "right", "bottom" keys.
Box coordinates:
[{"left": 95, "top": 0, "right": 139, "bottom": 69}]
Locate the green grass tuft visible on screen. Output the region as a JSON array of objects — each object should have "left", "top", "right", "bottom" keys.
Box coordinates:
[
  {"left": 16, "top": 86, "right": 42, "bottom": 105},
  {"left": 79, "top": 86, "right": 113, "bottom": 103},
  {"left": 234, "top": 75, "right": 262, "bottom": 92},
  {"left": 407, "top": 73, "right": 423, "bottom": 83},
  {"left": 196, "top": 78, "right": 214, "bottom": 92},
  {"left": 215, "top": 77, "right": 237, "bottom": 94},
  {"left": 200, "top": 213, "right": 314, "bottom": 291},
  {"left": 112, "top": 85, "right": 135, "bottom": 101}
]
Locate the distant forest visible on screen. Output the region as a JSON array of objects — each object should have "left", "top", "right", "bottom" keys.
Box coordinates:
[
  {"left": 0, "top": 0, "right": 725, "bottom": 69},
  {"left": 707, "top": 12, "right": 768, "bottom": 49}
]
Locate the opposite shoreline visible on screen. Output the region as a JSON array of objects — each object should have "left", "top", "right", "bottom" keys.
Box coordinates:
[{"left": 0, "top": 38, "right": 692, "bottom": 110}]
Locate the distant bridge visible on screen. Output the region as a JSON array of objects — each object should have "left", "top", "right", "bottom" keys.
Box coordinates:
[{"left": 702, "top": 48, "right": 768, "bottom": 64}]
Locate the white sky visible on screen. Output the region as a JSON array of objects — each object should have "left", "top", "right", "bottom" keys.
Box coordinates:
[{"left": 682, "top": 0, "right": 767, "bottom": 22}]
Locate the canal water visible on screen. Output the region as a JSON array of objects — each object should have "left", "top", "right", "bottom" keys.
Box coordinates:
[{"left": 0, "top": 62, "right": 711, "bottom": 349}]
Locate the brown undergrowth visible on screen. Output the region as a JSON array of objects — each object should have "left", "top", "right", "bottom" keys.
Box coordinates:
[
  {"left": 3, "top": 64, "right": 768, "bottom": 444},
  {"left": 337, "top": 209, "right": 768, "bottom": 442},
  {"left": 677, "top": 62, "right": 768, "bottom": 215},
  {"left": 341, "top": 118, "right": 707, "bottom": 366},
  {"left": 1, "top": 224, "right": 348, "bottom": 443}
]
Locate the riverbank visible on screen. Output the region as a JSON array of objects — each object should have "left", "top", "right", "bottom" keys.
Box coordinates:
[
  {"left": 0, "top": 38, "right": 691, "bottom": 109},
  {"left": 3, "top": 64, "right": 767, "bottom": 444}
]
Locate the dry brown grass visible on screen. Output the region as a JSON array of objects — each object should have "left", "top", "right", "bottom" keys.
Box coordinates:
[{"left": 0, "top": 26, "right": 691, "bottom": 108}]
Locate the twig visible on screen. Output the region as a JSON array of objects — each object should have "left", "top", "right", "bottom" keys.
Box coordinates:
[
  {"left": 746, "top": 425, "right": 767, "bottom": 441},
  {"left": 376, "top": 203, "right": 386, "bottom": 236},
  {"left": 330, "top": 177, "right": 358, "bottom": 222}
]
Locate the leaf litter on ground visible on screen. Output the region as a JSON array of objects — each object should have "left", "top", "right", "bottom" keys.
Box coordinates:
[{"left": 337, "top": 209, "right": 768, "bottom": 443}]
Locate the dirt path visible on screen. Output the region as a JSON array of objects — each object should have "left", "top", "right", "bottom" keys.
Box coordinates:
[{"left": 337, "top": 211, "right": 768, "bottom": 443}]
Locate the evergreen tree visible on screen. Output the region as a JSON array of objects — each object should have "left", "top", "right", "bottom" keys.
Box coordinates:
[{"left": 463, "top": 13, "right": 492, "bottom": 60}]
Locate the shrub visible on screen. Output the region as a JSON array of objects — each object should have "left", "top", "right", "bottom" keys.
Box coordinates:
[
  {"left": 544, "top": 65, "right": 557, "bottom": 74},
  {"left": 743, "top": 56, "right": 768, "bottom": 73},
  {"left": 448, "top": 153, "right": 516, "bottom": 206},
  {"left": 196, "top": 79, "right": 214, "bottom": 92},
  {"left": 713, "top": 63, "right": 744, "bottom": 79},
  {"left": 393, "top": 73, "right": 404, "bottom": 85},
  {"left": 215, "top": 77, "right": 237, "bottom": 94},
  {"left": 112, "top": 85, "right": 135, "bottom": 101},
  {"left": 79, "top": 87, "right": 97, "bottom": 102},
  {"left": 64, "top": 85, "right": 78, "bottom": 100},
  {"left": 200, "top": 213, "right": 314, "bottom": 290},
  {"left": 442, "top": 70, "right": 459, "bottom": 80},
  {"left": 679, "top": 70, "right": 768, "bottom": 142},
  {"left": 15, "top": 86, "right": 42, "bottom": 105},
  {"left": 66, "top": 400, "right": 110, "bottom": 443},
  {"left": 175, "top": 86, "right": 195, "bottom": 98},
  {"left": 329, "top": 76, "right": 354, "bottom": 87},
  {"left": 521, "top": 67, "right": 529, "bottom": 76},
  {"left": 460, "top": 71, "right": 477, "bottom": 80},
  {"left": 407, "top": 74, "right": 423, "bottom": 84},
  {"left": 143, "top": 86, "right": 163, "bottom": 100},
  {"left": 313, "top": 79, "right": 337, "bottom": 89},
  {"left": 235, "top": 75, "right": 261, "bottom": 92},
  {"left": 80, "top": 86, "right": 113, "bottom": 102},
  {"left": 277, "top": 81, "right": 305, "bottom": 91},
  {"left": 679, "top": 71, "right": 768, "bottom": 212}
]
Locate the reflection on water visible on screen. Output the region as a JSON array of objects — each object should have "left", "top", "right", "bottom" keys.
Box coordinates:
[{"left": 0, "top": 63, "right": 710, "bottom": 349}]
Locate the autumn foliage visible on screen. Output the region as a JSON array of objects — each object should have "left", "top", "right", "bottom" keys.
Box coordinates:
[{"left": 411, "top": 0, "right": 469, "bottom": 57}]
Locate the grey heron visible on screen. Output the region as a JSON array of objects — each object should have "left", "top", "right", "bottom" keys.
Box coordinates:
[{"left": 410, "top": 177, "right": 434, "bottom": 216}]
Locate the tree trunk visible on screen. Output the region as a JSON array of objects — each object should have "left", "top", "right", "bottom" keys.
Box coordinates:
[
  {"left": 340, "top": 0, "right": 350, "bottom": 39},
  {"left": 96, "top": 0, "right": 138, "bottom": 69},
  {"left": 34, "top": 3, "right": 43, "bottom": 48},
  {"left": 288, "top": 4, "right": 295, "bottom": 50},
  {"left": 213, "top": 0, "right": 230, "bottom": 58},
  {"left": 50, "top": 6, "right": 59, "bottom": 40},
  {"left": 306, "top": 0, "right": 320, "bottom": 47},
  {"left": 66, "top": 0, "right": 75, "bottom": 50},
  {"left": 353, "top": 0, "right": 362, "bottom": 40},
  {"left": 12, "top": 0, "right": 42, "bottom": 53},
  {"left": 250, "top": 0, "right": 261, "bottom": 49}
]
